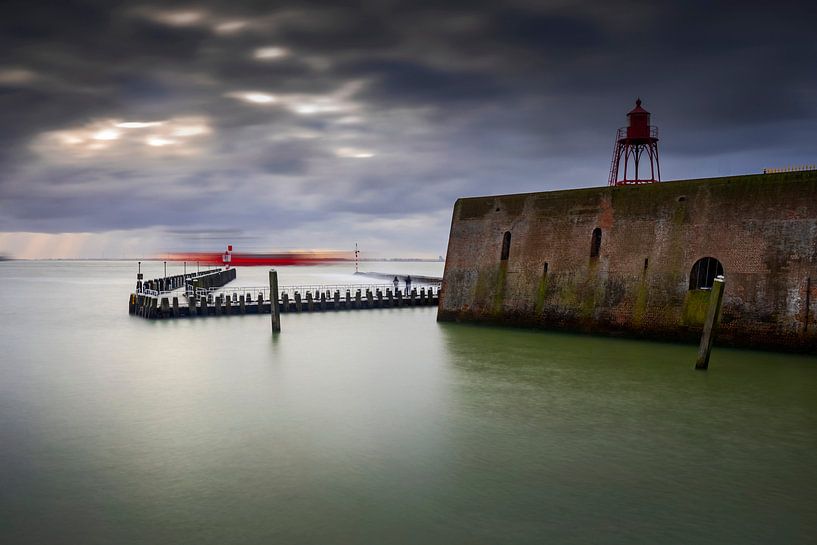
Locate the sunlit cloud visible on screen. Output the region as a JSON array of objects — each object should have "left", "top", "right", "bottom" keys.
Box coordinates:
[
  {"left": 171, "top": 124, "right": 210, "bottom": 136},
  {"left": 227, "top": 91, "right": 278, "bottom": 104},
  {"left": 140, "top": 9, "right": 207, "bottom": 27},
  {"left": 254, "top": 46, "right": 290, "bottom": 60},
  {"left": 146, "top": 136, "right": 177, "bottom": 147},
  {"left": 34, "top": 117, "right": 213, "bottom": 160},
  {"left": 225, "top": 81, "right": 365, "bottom": 116},
  {"left": 116, "top": 121, "right": 163, "bottom": 128},
  {"left": 92, "top": 129, "right": 120, "bottom": 141},
  {"left": 132, "top": 7, "right": 262, "bottom": 36},
  {"left": 0, "top": 67, "right": 38, "bottom": 85},
  {"left": 214, "top": 20, "right": 249, "bottom": 34},
  {"left": 335, "top": 147, "right": 375, "bottom": 158}
]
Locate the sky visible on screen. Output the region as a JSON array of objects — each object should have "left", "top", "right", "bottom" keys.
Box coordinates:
[{"left": 1, "top": 0, "right": 815, "bottom": 259}]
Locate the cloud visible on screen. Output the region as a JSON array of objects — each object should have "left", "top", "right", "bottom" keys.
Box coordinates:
[{"left": 0, "top": 0, "right": 816, "bottom": 258}]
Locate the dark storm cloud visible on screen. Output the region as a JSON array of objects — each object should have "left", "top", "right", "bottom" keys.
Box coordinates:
[{"left": 1, "top": 0, "right": 815, "bottom": 256}]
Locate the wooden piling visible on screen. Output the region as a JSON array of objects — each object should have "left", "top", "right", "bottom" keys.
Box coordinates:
[
  {"left": 294, "top": 292, "right": 302, "bottom": 312},
  {"left": 172, "top": 297, "right": 179, "bottom": 318},
  {"left": 355, "top": 290, "right": 362, "bottom": 309},
  {"left": 307, "top": 292, "right": 314, "bottom": 312},
  {"left": 199, "top": 296, "right": 207, "bottom": 316},
  {"left": 695, "top": 276, "right": 726, "bottom": 370},
  {"left": 334, "top": 290, "right": 340, "bottom": 310},
  {"left": 320, "top": 291, "right": 326, "bottom": 310},
  {"left": 239, "top": 295, "right": 246, "bottom": 314},
  {"left": 282, "top": 292, "right": 289, "bottom": 312},
  {"left": 269, "top": 269, "right": 281, "bottom": 332},
  {"left": 366, "top": 290, "right": 374, "bottom": 308}
]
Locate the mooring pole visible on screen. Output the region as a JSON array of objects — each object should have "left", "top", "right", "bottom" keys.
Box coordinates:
[
  {"left": 695, "top": 276, "right": 726, "bottom": 370},
  {"left": 269, "top": 269, "right": 281, "bottom": 333}
]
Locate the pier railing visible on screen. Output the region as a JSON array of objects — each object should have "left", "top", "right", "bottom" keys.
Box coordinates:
[{"left": 189, "top": 282, "right": 441, "bottom": 300}]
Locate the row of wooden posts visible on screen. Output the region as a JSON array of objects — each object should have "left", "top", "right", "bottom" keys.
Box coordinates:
[
  {"left": 129, "top": 270, "right": 440, "bottom": 321},
  {"left": 136, "top": 268, "right": 227, "bottom": 294},
  {"left": 129, "top": 287, "right": 440, "bottom": 320}
]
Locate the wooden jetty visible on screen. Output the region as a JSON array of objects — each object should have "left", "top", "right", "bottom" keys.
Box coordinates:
[{"left": 128, "top": 267, "right": 441, "bottom": 320}]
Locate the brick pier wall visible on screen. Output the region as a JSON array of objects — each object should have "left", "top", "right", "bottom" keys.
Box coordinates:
[{"left": 437, "top": 171, "right": 817, "bottom": 353}]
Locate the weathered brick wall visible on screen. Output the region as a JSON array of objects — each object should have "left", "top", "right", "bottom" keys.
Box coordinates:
[{"left": 437, "top": 171, "right": 817, "bottom": 352}]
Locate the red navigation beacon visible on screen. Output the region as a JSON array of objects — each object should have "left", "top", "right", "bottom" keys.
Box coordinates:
[{"left": 608, "top": 99, "right": 661, "bottom": 186}]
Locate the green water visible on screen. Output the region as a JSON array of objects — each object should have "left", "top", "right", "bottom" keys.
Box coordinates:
[{"left": 1, "top": 261, "right": 816, "bottom": 544}]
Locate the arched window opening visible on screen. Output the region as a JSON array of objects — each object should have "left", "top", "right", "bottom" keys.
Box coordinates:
[
  {"left": 689, "top": 257, "right": 724, "bottom": 290},
  {"left": 590, "top": 228, "right": 602, "bottom": 258},
  {"left": 500, "top": 231, "right": 511, "bottom": 261}
]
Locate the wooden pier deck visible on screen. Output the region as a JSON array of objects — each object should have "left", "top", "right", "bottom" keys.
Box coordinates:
[{"left": 128, "top": 268, "right": 441, "bottom": 320}]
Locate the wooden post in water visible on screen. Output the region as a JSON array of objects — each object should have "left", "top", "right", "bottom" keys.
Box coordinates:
[
  {"left": 695, "top": 276, "right": 725, "bottom": 370},
  {"left": 269, "top": 269, "right": 281, "bottom": 332}
]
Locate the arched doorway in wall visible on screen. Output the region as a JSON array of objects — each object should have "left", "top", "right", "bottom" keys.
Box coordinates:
[{"left": 689, "top": 257, "right": 724, "bottom": 290}]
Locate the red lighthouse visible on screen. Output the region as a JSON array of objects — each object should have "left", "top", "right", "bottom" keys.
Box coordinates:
[{"left": 608, "top": 99, "right": 661, "bottom": 186}]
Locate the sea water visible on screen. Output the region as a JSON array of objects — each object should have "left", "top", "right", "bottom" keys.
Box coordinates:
[{"left": 1, "top": 261, "right": 816, "bottom": 544}]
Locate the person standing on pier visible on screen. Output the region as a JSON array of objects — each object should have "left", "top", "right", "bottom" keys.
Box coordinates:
[
  {"left": 405, "top": 275, "right": 412, "bottom": 293},
  {"left": 393, "top": 276, "right": 399, "bottom": 292}
]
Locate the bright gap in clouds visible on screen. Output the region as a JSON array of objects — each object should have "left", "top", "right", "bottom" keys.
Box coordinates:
[
  {"left": 254, "top": 47, "right": 289, "bottom": 60},
  {"left": 229, "top": 92, "right": 277, "bottom": 104},
  {"left": 35, "top": 117, "right": 212, "bottom": 158}
]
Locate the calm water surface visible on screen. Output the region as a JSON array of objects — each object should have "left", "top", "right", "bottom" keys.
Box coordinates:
[{"left": 1, "top": 261, "right": 816, "bottom": 544}]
